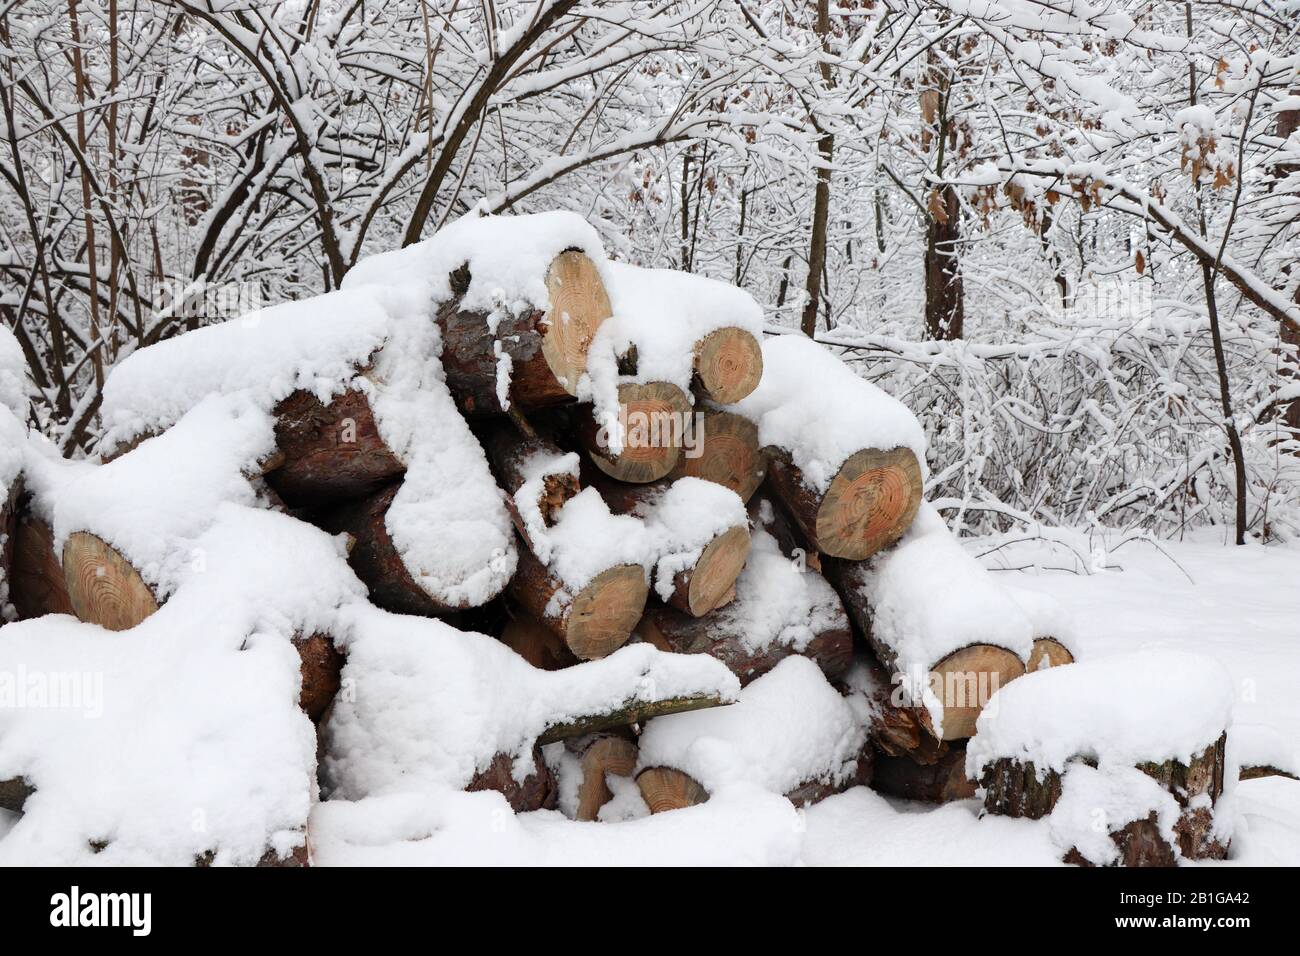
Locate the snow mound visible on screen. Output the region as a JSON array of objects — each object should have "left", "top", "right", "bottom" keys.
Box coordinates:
[
  {"left": 637, "top": 656, "right": 867, "bottom": 798},
  {"left": 0, "top": 326, "right": 27, "bottom": 421},
  {"left": 729, "top": 334, "right": 927, "bottom": 492},
  {"left": 322, "top": 624, "right": 739, "bottom": 798},
  {"left": 967, "top": 649, "right": 1235, "bottom": 777},
  {"left": 1048, "top": 763, "right": 1180, "bottom": 866}
]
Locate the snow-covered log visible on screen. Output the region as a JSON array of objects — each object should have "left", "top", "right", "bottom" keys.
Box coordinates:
[
  {"left": 636, "top": 526, "right": 852, "bottom": 685},
  {"left": 554, "top": 732, "right": 639, "bottom": 821},
  {"left": 666, "top": 407, "right": 766, "bottom": 503},
  {"left": 587, "top": 475, "right": 750, "bottom": 617},
  {"left": 968, "top": 651, "right": 1234, "bottom": 866},
  {"left": 576, "top": 381, "right": 692, "bottom": 483},
  {"left": 635, "top": 656, "right": 873, "bottom": 812},
  {"left": 822, "top": 505, "right": 1032, "bottom": 741},
  {"left": 731, "top": 336, "right": 927, "bottom": 560},
  {"left": 1007, "top": 586, "right": 1077, "bottom": 672},
  {"left": 479, "top": 421, "right": 580, "bottom": 552},
  {"left": 840, "top": 658, "right": 948, "bottom": 764},
  {"left": 437, "top": 250, "right": 613, "bottom": 416},
  {"left": 465, "top": 750, "right": 558, "bottom": 813},
  {"left": 506, "top": 488, "right": 651, "bottom": 660}
]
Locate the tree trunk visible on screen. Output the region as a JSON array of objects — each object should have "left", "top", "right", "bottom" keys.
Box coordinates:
[
  {"left": 800, "top": 0, "right": 834, "bottom": 338},
  {"left": 924, "top": 184, "right": 964, "bottom": 340},
  {"left": 766, "top": 446, "right": 923, "bottom": 560},
  {"left": 436, "top": 251, "right": 612, "bottom": 416}
]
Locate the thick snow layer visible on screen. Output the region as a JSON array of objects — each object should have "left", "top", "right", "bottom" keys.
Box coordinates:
[
  {"left": 1047, "top": 763, "right": 1181, "bottom": 866},
  {"left": 1005, "top": 584, "right": 1076, "bottom": 647},
  {"left": 0, "top": 326, "right": 26, "bottom": 420},
  {"left": 847, "top": 504, "right": 1035, "bottom": 684},
  {"left": 631, "top": 478, "right": 747, "bottom": 602},
  {"left": 0, "top": 405, "right": 24, "bottom": 498},
  {"left": 586, "top": 261, "right": 764, "bottom": 393},
  {"left": 967, "top": 649, "right": 1235, "bottom": 777},
  {"left": 0, "top": 505, "right": 362, "bottom": 865},
  {"left": 1232, "top": 723, "right": 1300, "bottom": 778},
  {"left": 729, "top": 334, "right": 927, "bottom": 492},
  {"left": 636, "top": 656, "right": 867, "bottom": 797},
  {"left": 705, "top": 527, "right": 847, "bottom": 652},
  {"left": 530, "top": 488, "right": 651, "bottom": 591},
  {"left": 323, "top": 624, "right": 738, "bottom": 798}
]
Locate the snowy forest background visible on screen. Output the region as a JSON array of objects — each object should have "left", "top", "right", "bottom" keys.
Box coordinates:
[{"left": 2, "top": 0, "right": 1298, "bottom": 554}]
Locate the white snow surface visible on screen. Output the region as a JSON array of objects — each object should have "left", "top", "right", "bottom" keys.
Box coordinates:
[
  {"left": 728, "top": 334, "right": 928, "bottom": 492},
  {"left": 1047, "top": 763, "right": 1181, "bottom": 866},
  {"left": 587, "top": 261, "right": 764, "bottom": 393},
  {"left": 532, "top": 488, "right": 651, "bottom": 592},
  {"left": 967, "top": 649, "right": 1235, "bottom": 777},
  {"left": 631, "top": 478, "right": 747, "bottom": 602},
  {"left": 0, "top": 326, "right": 27, "bottom": 420},
  {"left": 705, "top": 526, "right": 847, "bottom": 652},
  {"left": 322, "top": 628, "right": 739, "bottom": 798},
  {"left": 636, "top": 656, "right": 867, "bottom": 798}
]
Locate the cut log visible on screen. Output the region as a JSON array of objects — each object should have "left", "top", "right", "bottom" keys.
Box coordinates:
[
  {"left": 538, "top": 689, "right": 729, "bottom": 744},
  {"left": 264, "top": 386, "right": 404, "bottom": 507},
  {"left": 293, "top": 633, "right": 345, "bottom": 722},
  {"left": 585, "top": 474, "right": 751, "bottom": 617},
  {"left": 508, "top": 544, "right": 647, "bottom": 660},
  {"left": 666, "top": 407, "right": 766, "bottom": 502},
  {"left": 871, "top": 744, "right": 976, "bottom": 804},
  {"left": 842, "top": 657, "right": 949, "bottom": 764},
  {"left": 577, "top": 381, "right": 692, "bottom": 483},
  {"left": 692, "top": 326, "right": 763, "bottom": 404},
  {"left": 981, "top": 734, "right": 1230, "bottom": 866},
  {"left": 437, "top": 251, "right": 612, "bottom": 416},
  {"left": 466, "top": 748, "right": 558, "bottom": 813},
  {"left": 317, "top": 482, "right": 464, "bottom": 616},
  {"left": 823, "top": 555, "right": 1026, "bottom": 741},
  {"left": 568, "top": 732, "right": 639, "bottom": 822},
  {"left": 638, "top": 602, "right": 852, "bottom": 687},
  {"left": 10, "top": 509, "right": 74, "bottom": 619},
  {"left": 479, "top": 421, "right": 579, "bottom": 550},
  {"left": 499, "top": 611, "right": 580, "bottom": 671},
  {"left": 62, "top": 531, "right": 160, "bottom": 632},
  {"left": 1027, "top": 637, "right": 1074, "bottom": 672},
  {"left": 637, "top": 766, "right": 708, "bottom": 813},
  {"left": 767, "top": 446, "right": 923, "bottom": 560}
]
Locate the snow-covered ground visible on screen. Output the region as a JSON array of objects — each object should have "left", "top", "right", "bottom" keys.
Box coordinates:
[{"left": 304, "top": 532, "right": 1300, "bottom": 867}]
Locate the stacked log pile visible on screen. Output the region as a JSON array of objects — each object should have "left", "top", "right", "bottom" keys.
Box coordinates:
[{"left": 1, "top": 214, "right": 1247, "bottom": 868}]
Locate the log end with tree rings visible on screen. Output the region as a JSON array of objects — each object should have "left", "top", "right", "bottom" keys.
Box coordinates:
[
  {"left": 667, "top": 408, "right": 766, "bottom": 502},
  {"left": 636, "top": 766, "right": 708, "bottom": 814},
  {"left": 1026, "top": 637, "right": 1074, "bottom": 672},
  {"left": 693, "top": 326, "right": 763, "bottom": 404},
  {"left": 682, "top": 524, "right": 751, "bottom": 617},
  {"left": 566, "top": 563, "right": 650, "bottom": 660},
  {"left": 585, "top": 381, "right": 692, "bottom": 484},
  {"left": 926, "top": 644, "right": 1026, "bottom": 741},
  {"left": 62, "top": 531, "right": 160, "bottom": 632},
  {"left": 542, "top": 250, "right": 613, "bottom": 395},
  {"left": 815, "top": 446, "right": 924, "bottom": 560}
]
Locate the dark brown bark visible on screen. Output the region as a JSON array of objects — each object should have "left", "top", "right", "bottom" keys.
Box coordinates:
[
  {"left": 0, "top": 776, "right": 33, "bottom": 813},
  {"left": 872, "top": 743, "right": 975, "bottom": 803},
  {"left": 292, "top": 632, "right": 344, "bottom": 722},
  {"left": 784, "top": 747, "right": 874, "bottom": 807},
  {"left": 924, "top": 184, "right": 964, "bottom": 340},
  {"left": 265, "top": 386, "right": 404, "bottom": 508},
  {"left": 638, "top": 601, "right": 852, "bottom": 687},
  {"left": 9, "top": 504, "right": 75, "bottom": 620},
  {"left": 466, "top": 748, "right": 558, "bottom": 813},
  {"left": 801, "top": 0, "right": 833, "bottom": 337},
  {"left": 1, "top": 476, "right": 18, "bottom": 616}
]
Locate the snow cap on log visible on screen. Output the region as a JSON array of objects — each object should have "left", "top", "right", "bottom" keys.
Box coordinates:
[
  {"left": 729, "top": 334, "right": 927, "bottom": 493},
  {"left": 637, "top": 656, "right": 869, "bottom": 804},
  {"left": 966, "top": 649, "right": 1236, "bottom": 778},
  {"left": 0, "top": 325, "right": 28, "bottom": 420}
]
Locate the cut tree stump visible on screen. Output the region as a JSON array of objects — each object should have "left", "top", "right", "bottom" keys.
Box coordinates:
[
  {"left": 638, "top": 603, "right": 852, "bottom": 687},
  {"left": 499, "top": 611, "right": 580, "bottom": 670},
  {"left": 508, "top": 545, "right": 647, "bottom": 660},
  {"left": 577, "top": 381, "right": 692, "bottom": 483},
  {"left": 666, "top": 407, "right": 766, "bottom": 502},
  {"left": 568, "top": 732, "right": 638, "bottom": 821},
  {"left": 979, "top": 733, "right": 1230, "bottom": 866},
  {"left": 637, "top": 767, "right": 708, "bottom": 813},
  {"left": 318, "top": 482, "right": 467, "bottom": 616},
  {"left": 467, "top": 748, "right": 558, "bottom": 813},
  {"left": 62, "top": 531, "right": 160, "bottom": 632},
  {"left": 872, "top": 744, "right": 976, "bottom": 804},
  {"left": 767, "top": 446, "right": 923, "bottom": 560},
  {"left": 1027, "top": 637, "right": 1074, "bottom": 672},
  {"left": 692, "top": 327, "right": 763, "bottom": 404},
  {"left": 438, "top": 251, "right": 612, "bottom": 416},
  {"left": 10, "top": 509, "right": 75, "bottom": 619},
  {"left": 265, "top": 385, "right": 404, "bottom": 507}
]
